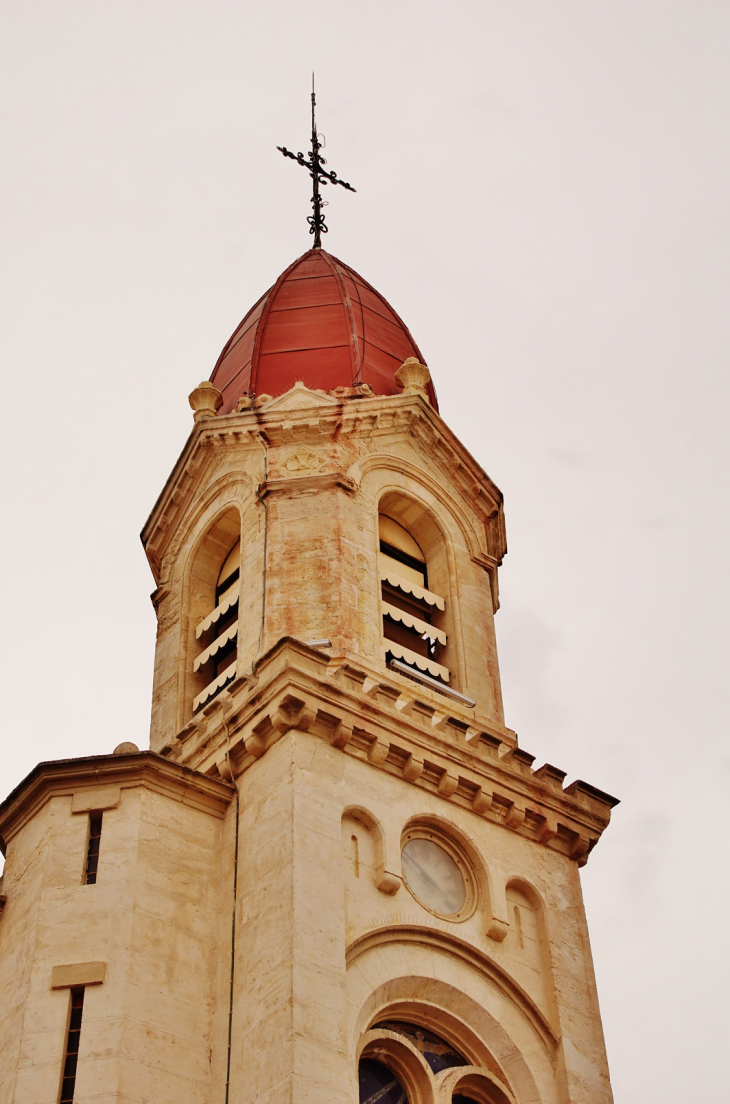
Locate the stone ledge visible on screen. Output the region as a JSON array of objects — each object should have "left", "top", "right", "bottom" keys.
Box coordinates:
[
  {"left": 178, "top": 638, "right": 618, "bottom": 866},
  {"left": 0, "top": 752, "right": 234, "bottom": 850},
  {"left": 71, "top": 786, "right": 121, "bottom": 813},
  {"left": 51, "top": 961, "right": 106, "bottom": 989}
]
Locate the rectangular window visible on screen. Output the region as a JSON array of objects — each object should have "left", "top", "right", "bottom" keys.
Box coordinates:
[
  {"left": 84, "top": 813, "right": 103, "bottom": 885},
  {"left": 59, "top": 987, "right": 85, "bottom": 1104}
]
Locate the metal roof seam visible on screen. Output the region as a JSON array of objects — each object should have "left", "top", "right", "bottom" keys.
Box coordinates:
[
  {"left": 212, "top": 289, "right": 270, "bottom": 374},
  {"left": 329, "top": 254, "right": 361, "bottom": 387},
  {"left": 247, "top": 253, "right": 306, "bottom": 395},
  {"left": 344, "top": 264, "right": 367, "bottom": 386},
  {"left": 208, "top": 248, "right": 437, "bottom": 411}
]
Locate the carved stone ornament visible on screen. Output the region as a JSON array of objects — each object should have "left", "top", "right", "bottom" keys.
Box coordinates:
[
  {"left": 188, "top": 381, "right": 223, "bottom": 423},
  {"left": 394, "top": 357, "right": 432, "bottom": 402},
  {"left": 329, "top": 383, "right": 374, "bottom": 400},
  {"left": 283, "top": 448, "right": 325, "bottom": 474}
]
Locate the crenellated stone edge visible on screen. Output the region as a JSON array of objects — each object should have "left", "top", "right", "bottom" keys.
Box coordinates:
[{"left": 169, "top": 638, "right": 618, "bottom": 866}]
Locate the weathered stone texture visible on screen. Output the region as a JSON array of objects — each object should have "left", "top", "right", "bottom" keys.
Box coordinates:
[
  {"left": 0, "top": 382, "right": 616, "bottom": 1103},
  {"left": 0, "top": 762, "right": 232, "bottom": 1104}
]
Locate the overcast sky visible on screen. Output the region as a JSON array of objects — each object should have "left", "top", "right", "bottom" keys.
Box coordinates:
[{"left": 1, "top": 2, "right": 728, "bottom": 1100}]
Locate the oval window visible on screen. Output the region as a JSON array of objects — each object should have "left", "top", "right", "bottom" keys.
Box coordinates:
[{"left": 401, "top": 837, "right": 466, "bottom": 916}]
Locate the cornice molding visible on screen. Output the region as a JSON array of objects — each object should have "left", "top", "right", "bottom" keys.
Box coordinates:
[
  {"left": 174, "top": 639, "right": 617, "bottom": 866},
  {"left": 0, "top": 752, "right": 234, "bottom": 851},
  {"left": 259, "top": 471, "right": 358, "bottom": 498},
  {"left": 347, "top": 924, "right": 559, "bottom": 1051},
  {"left": 140, "top": 389, "right": 507, "bottom": 580}
]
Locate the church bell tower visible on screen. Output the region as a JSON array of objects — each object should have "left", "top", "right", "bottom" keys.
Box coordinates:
[{"left": 0, "top": 242, "right": 617, "bottom": 1104}]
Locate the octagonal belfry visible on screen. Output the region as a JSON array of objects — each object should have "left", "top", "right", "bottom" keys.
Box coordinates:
[
  {"left": 0, "top": 249, "right": 617, "bottom": 1104},
  {"left": 144, "top": 365, "right": 506, "bottom": 748}
]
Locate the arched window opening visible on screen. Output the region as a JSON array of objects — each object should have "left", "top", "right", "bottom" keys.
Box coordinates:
[
  {"left": 379, "top": 513, "right": 451, "bottom": 687},
  {"left": 359, "top": 1058, "right": 408, "bottom": 1104},
  {"left": 359, "top": 1009, "right": 516, "bottom": 1104},
  {"left": 450, "top": 1072, "right": 514, "bottom": 1104},
  {"left": 191, "top": 529, "right": 241, "bottom": 713},
  {"left": 373, "top": 1021, "right": 467, "bottom": 1074}
]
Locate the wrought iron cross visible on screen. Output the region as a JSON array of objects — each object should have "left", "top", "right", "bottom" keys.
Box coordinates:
[{"left": 277, "top": 78, "right": 356, "bottom": 249}]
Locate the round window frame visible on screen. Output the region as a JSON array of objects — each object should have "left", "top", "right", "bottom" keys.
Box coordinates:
[{"left": 400, "top": 827, "right": 477, "bottom": 923}]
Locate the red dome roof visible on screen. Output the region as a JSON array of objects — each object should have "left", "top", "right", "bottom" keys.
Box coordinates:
[{"left": 210, "top": 248, "right": 437, "bottom": 413}]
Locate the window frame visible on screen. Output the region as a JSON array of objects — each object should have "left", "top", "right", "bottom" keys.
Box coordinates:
[
  {"left": 357, "top": 1022, "right": 516, "bottom": 1104},
  {"left": 58, "top": 987, "right": 85, "bottom": 1104},
  {"left": 83, "top": 812, "right": 103, "bottom": 885}
]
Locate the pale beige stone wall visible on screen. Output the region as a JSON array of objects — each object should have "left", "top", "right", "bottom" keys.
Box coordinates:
[
  {"left": 134, "top": 383, "right": 614, "bottom": 1102},
  {"left": 0, "top": 800, "right": 57, "bottom": 1103},
  {"left": 230, "top": 734, "right": 350, "bottom": 1104},
  {"left": 0, "top": 380, "right": 615, "bottom": 1102},
  {"left": 0, "top": 765, "right": 232, "bottom": 1104},
  {"left": 0, "top": 716, "right": 613, "bottom": 1104},
  {"left": 218, "top": 726, "right": 612, "bottom": 1103},
  {"left": 336, "top": 731, "right": 608, "bottom": 1102}
]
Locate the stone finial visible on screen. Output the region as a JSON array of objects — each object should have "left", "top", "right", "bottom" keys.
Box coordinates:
[
  {"left": 394, "top": 358, "right": 432, "bottom": 402},
  {"left": 113, "top": 741, "right": 139, "bottom": 755},
  {"left": 188, "top": 381, "right": 223, "bottom": 423}
]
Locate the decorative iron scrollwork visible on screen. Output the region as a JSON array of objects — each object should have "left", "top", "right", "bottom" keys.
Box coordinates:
[{"left": 276, "top": 78, "right": 356, "bottom": 248}]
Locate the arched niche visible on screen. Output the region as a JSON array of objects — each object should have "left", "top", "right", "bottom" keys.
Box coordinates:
[
  {"left": 504, "top": 878, "right": 554, "bottom": 1019},
  {"left": 343, "top": 810, "right": 376, "bottom": 885},
  {"left": 343, "top": 805, "right": 401, "bottom": 895}
]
